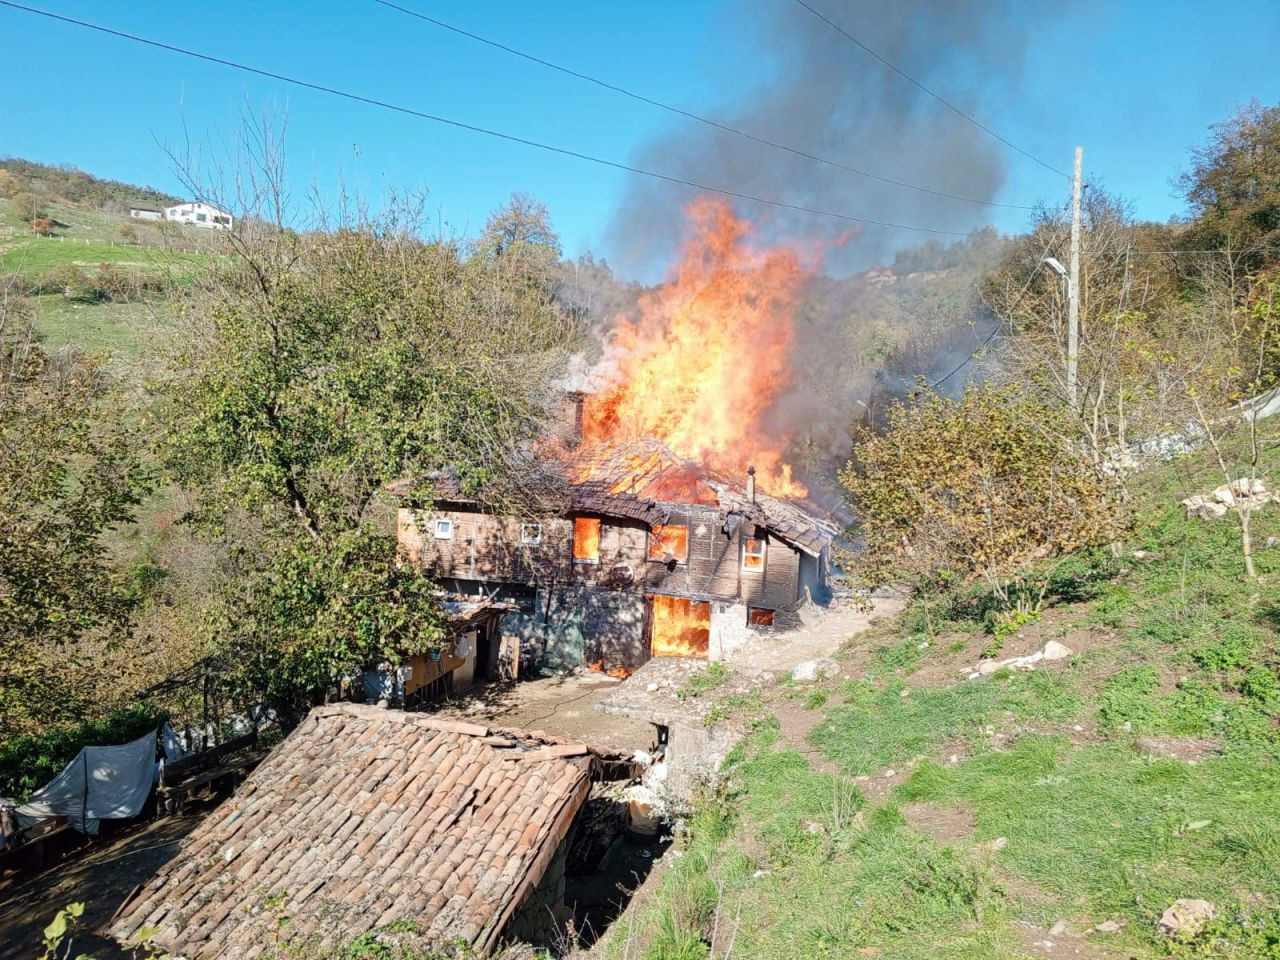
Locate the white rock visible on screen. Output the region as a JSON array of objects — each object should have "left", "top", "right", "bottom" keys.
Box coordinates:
[
  {"left": 1048, "top": 919, "right": 1068, "bottom": 936},
  {"left": 1041, "top": 640, "right": 1073, "bottom": 662},
  {"left": 976, "top": 659, "right": 1002, "bottom": 676},
  {"left": 791, "top": 658, "right": 840, "bottom": 683},
  {"left": 1212, "top": 485, "right": 1237, "bottom": 505},
  {"left": 1093, "top": 919, "right": 1125, "bottom": 933},
  {"left": 1158, "top": 899, "right": 1216, "bottom": 938}
]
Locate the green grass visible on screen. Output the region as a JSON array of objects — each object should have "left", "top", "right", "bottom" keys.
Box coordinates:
[
  {"left": 813, "top": 671, "right": 1080, "bottom": 775},
  {"left": 1, "top": 235, "right": 207, "bottom": 277},
  {"left": 29, "top": 295, "right": 173, "bottom": 360},
  {"left": 622, "top": 438, "right": 1280, "bottom": 958}
]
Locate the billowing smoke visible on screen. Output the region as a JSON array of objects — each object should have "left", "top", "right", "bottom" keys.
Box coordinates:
[
  {"left": 606, "top": 0, "right": 1029, "bottom": 274},
  {"left": 588, "top": 0, "right": 1037, "bottom": 496}
]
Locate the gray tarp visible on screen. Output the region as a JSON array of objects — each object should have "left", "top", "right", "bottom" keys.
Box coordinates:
[{"left": 15, "top": 730, "right": 157, "bottom": 835}]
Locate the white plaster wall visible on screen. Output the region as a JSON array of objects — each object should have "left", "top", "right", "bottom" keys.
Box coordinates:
[{"left": 708, "top": 602, "right": 752, "bottom": 661}]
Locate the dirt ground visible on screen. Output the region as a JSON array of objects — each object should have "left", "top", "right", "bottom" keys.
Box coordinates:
[
  {"left": 436, "top": 673, "right": 659, "bottom": 753},
  {"left": 0, "top": 812, "right": 207, "bottom": 960}
]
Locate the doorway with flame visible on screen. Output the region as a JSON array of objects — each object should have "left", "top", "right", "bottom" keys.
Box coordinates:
[{"left": 647, "top": 595, "right": 710, "bottom": 659}]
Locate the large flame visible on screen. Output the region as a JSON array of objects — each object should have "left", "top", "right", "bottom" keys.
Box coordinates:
[
  {"left": 650, "top": 595, "right": 711, "bottom": 658},
  {"left": 582, "top": 197, "right": 814, "bottom": 497}
]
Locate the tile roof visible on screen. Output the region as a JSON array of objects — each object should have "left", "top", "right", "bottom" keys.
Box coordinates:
[{"left": 110, "top": 703, "right": 591, "bottom": 958}]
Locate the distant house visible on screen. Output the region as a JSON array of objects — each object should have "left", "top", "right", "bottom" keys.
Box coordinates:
[
  {"left": 163, "top": 200, "right": 233, "bottom": 230},
  {"left": 128, "top": 207, "right": 163, "bottom": 221},
  {"left": 110, "top": 703, "right": 595, "bottom": 956}
]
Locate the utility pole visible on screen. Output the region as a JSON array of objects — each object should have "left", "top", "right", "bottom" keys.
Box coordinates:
[{"left": 1067, "top": 146, "right": 1083, "bottom": 410}]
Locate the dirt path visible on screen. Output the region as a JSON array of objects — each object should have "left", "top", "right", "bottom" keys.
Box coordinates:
[
  {"left": 0, "top": 813, "right": 205, "bottom": 960},
  {"left": 436, "top": 674, "right": 657, "bottom": 753}
]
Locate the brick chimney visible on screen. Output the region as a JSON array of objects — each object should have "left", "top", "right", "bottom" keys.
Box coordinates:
[{"left": 746, "top": 465, "right": 756, "bottom": 504}]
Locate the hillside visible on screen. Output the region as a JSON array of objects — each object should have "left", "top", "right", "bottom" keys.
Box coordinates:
[
  {"left": 0, "top": 159, "right": 216, "bottom": 361},
  {"left": 601, "top": 441, "right": 1280, "bottom": 959}
]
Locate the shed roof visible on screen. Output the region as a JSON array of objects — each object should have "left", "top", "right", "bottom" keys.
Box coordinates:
[{"left": 110, "top": 703, "right": 591, "bottom": 958}]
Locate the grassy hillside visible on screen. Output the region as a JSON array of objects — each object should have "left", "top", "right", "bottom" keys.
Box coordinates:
[{"left": 608, "top": 442, "right": 1280, "bottom": 959}]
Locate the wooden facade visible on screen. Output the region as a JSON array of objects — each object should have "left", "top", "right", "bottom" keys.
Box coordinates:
[{"left": 398, "top": 502, "right": 805, "bottom": 616}]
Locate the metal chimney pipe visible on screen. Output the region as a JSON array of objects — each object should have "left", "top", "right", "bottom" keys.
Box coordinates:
[{"left": 747, "top": 465, "right": 756, "bottom": 504}]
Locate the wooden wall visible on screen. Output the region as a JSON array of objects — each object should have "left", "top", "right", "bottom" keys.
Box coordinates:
[{"left": 398, "top": 503, "right": 806, "bottom": 613}]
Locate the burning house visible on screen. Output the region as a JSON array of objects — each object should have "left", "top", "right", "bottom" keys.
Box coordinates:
[
  {"left": 393, "top": 197, "right": 840, "bottom": 677},
  {"left": 393, "top": 438, "right": 835, "bottom": 675}
]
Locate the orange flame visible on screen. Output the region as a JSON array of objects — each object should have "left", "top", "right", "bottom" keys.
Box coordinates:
[
  {"left": 650, "top": 595, "right": 710, "bottom": 658},
  {"left": 588, "top": 659, "right": 633, "bottom": 679},
  {"left": 582, "top": 197, "right": 814, "bottom": 497}
]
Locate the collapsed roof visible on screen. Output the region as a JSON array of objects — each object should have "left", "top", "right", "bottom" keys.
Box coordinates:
[{"left": 111, "top": 703, "right": 592, "bottom": 958}]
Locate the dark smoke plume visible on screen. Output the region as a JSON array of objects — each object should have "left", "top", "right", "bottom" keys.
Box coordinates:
[{"left": 606, "top": 0, "right": 1029, "bottom": 274}]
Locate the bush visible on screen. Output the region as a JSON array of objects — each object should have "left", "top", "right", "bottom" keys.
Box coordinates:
[
  {"left": 28, "top": 216, "right": 54, "bottom": 236},
  {"left": 841, "top": 383, "right": 1126, "bottom": 612},
  {"left": 117, "top": 221, "right": 137, "bottom": 241},
  {"left": 0, "top": 703, "right": 167, "bottom": 800}
]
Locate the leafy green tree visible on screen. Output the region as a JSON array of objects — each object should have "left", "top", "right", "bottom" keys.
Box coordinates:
[
  {"left": 0, "top": 292, "right": 151, "bottom": 737},
  {"left": 160, "top": 208, "right": 576, "bottom": 715},
  {"left": 841, "top": 384, "right": 1125, "bottom": 613},
  {"left": 1180, "top": 100, "right": 1280, "bottom": 271}
]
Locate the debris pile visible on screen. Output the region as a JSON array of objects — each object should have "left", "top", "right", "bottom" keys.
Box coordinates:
[
  {"left": 967, "top": 640, "right": 1073, "bottom": 680},
  {"left": 1182, "top": 478, "right": 1276, "bottom": 520}
]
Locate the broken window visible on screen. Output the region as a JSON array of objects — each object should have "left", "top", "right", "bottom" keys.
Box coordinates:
[
  {"left": 573, "top": 517, "right": 601, "bottom": 563},
  {"left": 748, "top": 607, "right": 775, "bottom": 627},
  {"left": 648, "top": 523, "right": 689, "bottom": 562},
  {"left": 433, "top": 517, "right": 454, "bottom": 540},
  {"left": 520, "top": 522, "right": 542, "bottom": 545},
  {"left": 742, "top": 536, "right": 766, "bottom": 572}
]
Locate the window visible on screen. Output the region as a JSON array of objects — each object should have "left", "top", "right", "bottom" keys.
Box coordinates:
[
  {"left": 432, "top": 517, "right": 454, "bottom": 540},
  {"left": 742, "top": 536, "right": 766, "bottom": 572},
  {"left": 748, "top": 607, "right": 775, "bottom": 627},
  {"left": 648, "top": 523, "right": 689, "bottom": 562},
  {"left": 196, "top": 213, "right": 207, "bottom": 222},
  {"left": 520, "top": 522, "right": 542, "bottom": 545},
  {"left": 573, "top": 517, "right": 601, "bottom": 562}
]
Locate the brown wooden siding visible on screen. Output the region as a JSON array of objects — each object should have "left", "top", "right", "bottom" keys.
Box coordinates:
[{"left": 398, "top": 503, "right": 804, "bottom": 610}]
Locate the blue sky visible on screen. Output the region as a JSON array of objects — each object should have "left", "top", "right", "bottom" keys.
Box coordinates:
[{"left": 2, "top": 1, "right": 1278, "bottom": 278}]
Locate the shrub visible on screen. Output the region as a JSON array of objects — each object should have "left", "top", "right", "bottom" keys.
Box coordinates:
[
  {"left": 28, "top": 216, "right": 54, "bottom": 236},
  {"left": 0, "top": 703, "right": 167, "bottom": 800},
  {"left": 842, "top": 383, "right": 1127, "bottom": 613},
  {"left": 117, "top": 221, "right": 137, "bottom": 241}
]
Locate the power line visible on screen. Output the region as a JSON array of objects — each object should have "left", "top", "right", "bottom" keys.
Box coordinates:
[
  {"left": 371, "top": 0, "right": 1035, "bottom": 212},
  {"left": 791, "top": 0, "right": 1072, "bottom": 181},
  {"left": 929, "top": 235, "right": 1063, "bottom": 389},
  {"left": 0, "top": 1, "right": 1015, "bottom": 241}
]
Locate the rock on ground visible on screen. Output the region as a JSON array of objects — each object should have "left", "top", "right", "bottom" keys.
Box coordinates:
[
  {"left": 791, "top": 658, "right": 840, "bottom": 683},
  {"left": 1158, "top": 899, "right": 1216, "bottom": 939}
]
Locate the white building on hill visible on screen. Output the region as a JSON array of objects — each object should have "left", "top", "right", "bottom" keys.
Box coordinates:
[{"left": 162, "top": 200, "right": 233, "bottom": 230}]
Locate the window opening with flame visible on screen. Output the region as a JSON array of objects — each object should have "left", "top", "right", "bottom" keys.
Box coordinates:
[
  {"left": 742, "top": 535, "right": 766, "bottom": 572},
  {"left": 649, "top": 595, "right": 710, "bottom": 658},
  {"left": 573, "top": 516, "right": 601, "bottom": 563},
  {"left": 748, "top": 607, "right": 775, "bottom": 627},
  {"left": 648, "top": 524, "right": 689, "bottom": 563}
]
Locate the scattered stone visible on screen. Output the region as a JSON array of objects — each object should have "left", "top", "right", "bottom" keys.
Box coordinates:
[
  {"left": 883, "top": 769, "right": 897, "bottom": 778},
  {"left": 1048, "top": 919, "right": 1069, "bottom": 936},
  {"left": 1158, "top": 899, "right": 1216, "bottom": 939},
  {"left": 751, "top": 869, "right": 772, "bottom": 879},
  {"left": 1041, "top": 640, "right": 1073, "bottom": 662},
  {"left": 1092, "top": 919, "right": 1126, "bottom": 934},
  {"left": 646, "top": 682, "right": 659, "bottom": 692},
  {"left": 899, "top": 688, "right": 910, "bottom": 698},
  {"left": 976, "top": 659, "right": 1003, "bottom": 676},
  {"left": 804, "top": 821, "right": 826, "bottom": 835},
  {"left": 988, "top": 836, "right": 1008, "bottom": 852},
  {"left": 1267, "top": 536, "right": 1280, "bottom": 549},
  {"left": 792, "top": 658, "right": 840, "bottom": 683},
  {"left": 1133, "top": 549, "right": 1156, "bottom": 560}
]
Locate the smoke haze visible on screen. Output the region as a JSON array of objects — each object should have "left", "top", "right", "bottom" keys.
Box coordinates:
[{"left": 606, "top": 0, "right": 1030, "bottom": 275}]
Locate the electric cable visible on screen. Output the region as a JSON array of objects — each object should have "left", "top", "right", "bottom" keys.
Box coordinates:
[{"left": 371, "top": 0, "right": 1037, "bottom": 211}]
